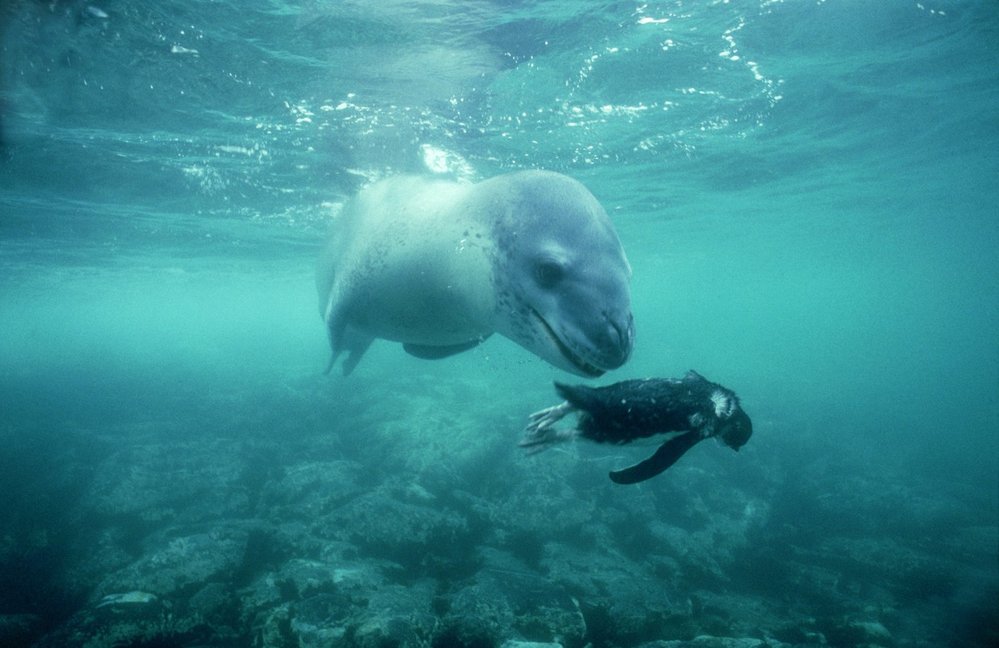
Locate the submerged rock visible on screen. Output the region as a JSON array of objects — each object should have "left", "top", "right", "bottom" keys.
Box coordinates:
[
  {"left": 850, "top": 620, "right": 892, "bottom": 644},
  {"left": 12, "top": 372, "right": 994, "bottom": 648},
  {"left": 437, "top": 549, "right": 586, "bottom": 646},
  {"left": 640, "top": 637, "right": 790, "bottom": 648},
  {"left": 95, "top": 590, "right": 157, "bottom": 608},
  {"left": 0, "top": 614, "right": 43, "bottom": 647},
  {"left": 540, "top": 540, "right": 688, "bottom": 645},
  {"left": 95, "top": 526, "right": 251, "bottom": 598},
  {"left": 258, "top": 459, "right": 365, "bottom": 515},
  {"left": 83, "top": 436, "right": 252, "bottom": 524},
  {"left": 290, "top": 592, "right": 353, "bottom": 647},
  {"left": 351, "top": 582, "right": 436, "bottom": 648},
  {"left": 314, "top": 482, "right": 478, "bottom": 578},
  {"left": 237, "top": 550, "right": 436, "bottom": 648}
]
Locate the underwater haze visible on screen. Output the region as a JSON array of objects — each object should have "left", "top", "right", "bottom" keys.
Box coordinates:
[{"left": 1, "top": 1, "right": 997, "bottom": 647}]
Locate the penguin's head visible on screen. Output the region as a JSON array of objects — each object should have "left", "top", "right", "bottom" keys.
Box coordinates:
[{"left": 718, "top": 408, "right": 753, "bottom": 451}]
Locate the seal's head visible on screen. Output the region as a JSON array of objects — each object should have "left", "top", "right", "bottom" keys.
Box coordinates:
[{"left": 486, "top": 171, "right": 634, "bottom": 377}]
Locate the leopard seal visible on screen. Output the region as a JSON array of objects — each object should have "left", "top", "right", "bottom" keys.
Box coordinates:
[
  {"left": 520, "top": 371, "right": 752, "bottom": 484},
  {"left": 316, "top": 170, "right": 634, "bottom": 376}
]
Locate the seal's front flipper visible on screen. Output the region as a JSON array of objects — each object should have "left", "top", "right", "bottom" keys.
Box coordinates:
[
  {"left": 403, "top": 338, "right": 487, "bottom": 360},
  {"left": 609, "top": 431, "right": 702, "bottom": 484}
]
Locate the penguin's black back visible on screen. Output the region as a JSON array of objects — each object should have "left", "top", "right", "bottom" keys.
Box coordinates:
[{"left": 554, "top": 371, "right": 724, "bottom": 444}]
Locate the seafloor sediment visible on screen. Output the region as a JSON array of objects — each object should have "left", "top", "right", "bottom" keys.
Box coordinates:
[{"left": 1, "top": 372, "right": 995, "bottom": 648}]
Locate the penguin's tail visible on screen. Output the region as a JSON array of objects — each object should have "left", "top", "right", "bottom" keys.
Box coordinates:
[{"left": 553, "top": 382, "right": 602, "bottom": 411}]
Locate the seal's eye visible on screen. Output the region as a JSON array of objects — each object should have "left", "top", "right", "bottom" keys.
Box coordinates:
[{"left": 535, "top": 260, "right": 565, "bottom": 288}]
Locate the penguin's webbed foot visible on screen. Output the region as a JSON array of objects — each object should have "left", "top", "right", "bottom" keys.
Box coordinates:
[{"left": 520, "top": 401, "right": 577, "bottom": 454}]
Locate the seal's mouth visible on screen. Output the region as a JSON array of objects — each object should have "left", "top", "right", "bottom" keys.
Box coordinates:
[{"left": 532, "top": 309, "right": 605, "bottom": 378}]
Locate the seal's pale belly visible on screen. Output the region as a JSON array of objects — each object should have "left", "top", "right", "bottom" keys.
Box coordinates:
[
  {"left": 348, "top": 276, "right": 494, "bottom": 345},
  {"left": 338, "top": 218, "right": 496, "bottom": 345}
]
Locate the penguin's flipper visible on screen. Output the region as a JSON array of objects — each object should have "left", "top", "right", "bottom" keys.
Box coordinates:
[{"left": 609, "top": 432, "right": 702, "bottom": 484}]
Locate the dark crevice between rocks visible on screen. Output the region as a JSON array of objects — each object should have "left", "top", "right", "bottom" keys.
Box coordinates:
[
  {"left": 577, "top": 601, "right": 697, "bottom": 648},
  {"left": 231, "top": 527, "right": 294, "bottom": 588},
  {"left": 430, "top": 620, "right": 497, "bottom": 648},
  {"left": 0, "top": 427, "right": 108, "bottom": 644},
  {"left": 0, "top": 541, "right": 88, "bottom": 643}
]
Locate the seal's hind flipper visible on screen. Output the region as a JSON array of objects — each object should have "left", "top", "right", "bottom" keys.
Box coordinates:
[
  {"left": 341, "top": 337, "right": 373, "bottom": 376},
  {"left": 323, "top": 292, "right": 375, "bottom": 376},
  {"left": 609, "top": 431, "right": 702, "bottom": 484}
]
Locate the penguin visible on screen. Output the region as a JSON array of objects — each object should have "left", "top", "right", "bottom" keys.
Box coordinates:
[{"left": 520, "top": 371, "right": 752, "bottom": 484}]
